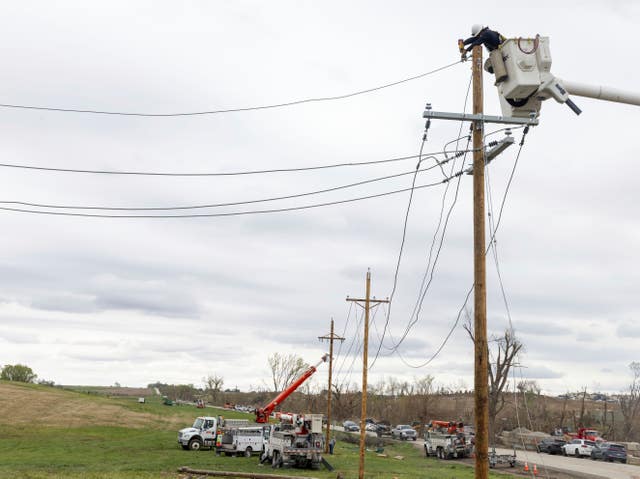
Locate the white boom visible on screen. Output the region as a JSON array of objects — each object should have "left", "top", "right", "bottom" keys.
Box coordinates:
[{"left": 562, "top": 80, "right": 640, "bottom": 107}]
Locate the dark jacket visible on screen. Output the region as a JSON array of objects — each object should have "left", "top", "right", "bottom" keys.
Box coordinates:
[{"left": 464, "top": 28, "right": 504, "bottom": 52}]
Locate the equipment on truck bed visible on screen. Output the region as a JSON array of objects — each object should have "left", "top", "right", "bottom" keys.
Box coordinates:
[
  {"left": 260, "top": 413, "right": 326, "bottom": 469},
  {"left": 255, "top": 354, "right": 329, "bottom": 423},
  {"left": 424, "top": 420, "right": 472, "bottom": 460}
]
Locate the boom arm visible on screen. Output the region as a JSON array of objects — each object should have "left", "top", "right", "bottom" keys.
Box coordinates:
[
  {"left": 562, "top": 80, "right": 640, "bottom": 107},
  {"left": 255, "top": 354, "right": 329, "bottom": 423}
]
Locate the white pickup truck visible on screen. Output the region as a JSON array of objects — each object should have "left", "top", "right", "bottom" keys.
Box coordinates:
[{"left": 177, "top": 416, "right": 250, "bottom": 451}]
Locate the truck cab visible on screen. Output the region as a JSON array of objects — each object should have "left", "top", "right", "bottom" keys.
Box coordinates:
[{"left": 178, "top": 416, "right": 218, "bottom": 451}]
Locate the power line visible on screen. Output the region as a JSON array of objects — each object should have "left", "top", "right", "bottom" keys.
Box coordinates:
[
  {"left": 370, "top": 76, "right": 473, "bottom": 367},
  {"left": 0, "top": 177, "right": 450, "bottom": 218},
  {"left": 0, "top": 161, "right": 452, "bottom": 212},
  {"left": 387, "top": 128, "right": 531, "bottom": 369},
  {"left": 0, "top": 61, "right": 462, "bottom": 117},
  {"left": 0, "top": 150, "right": 474, "bottom": 177}
]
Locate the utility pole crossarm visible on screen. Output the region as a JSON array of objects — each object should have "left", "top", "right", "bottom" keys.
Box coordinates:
[{"left": 422, "top": 110, "right": 539, "bottom": 126}]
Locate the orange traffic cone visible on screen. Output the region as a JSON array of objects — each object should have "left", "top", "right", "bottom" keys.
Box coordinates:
[
  {"left": 533, "top": 464, "right": 539, "bottom": 476},
  {"left": 523, "top": 462, "right": 529, "bottom": 472}
]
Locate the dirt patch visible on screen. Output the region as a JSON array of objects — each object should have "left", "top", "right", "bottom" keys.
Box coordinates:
[{"left": 0, "top": 383, "right": 184, "bottom": 429}]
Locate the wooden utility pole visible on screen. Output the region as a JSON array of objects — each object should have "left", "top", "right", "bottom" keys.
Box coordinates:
[
  {"left": 318, "top": 318, "right": 345, "bottom": 454},
  {"left": 472, "top": 44, "right": 489, "bottom": 479},
  {"left": 347, "top": 270, "right": 389, "bottom": 479}
]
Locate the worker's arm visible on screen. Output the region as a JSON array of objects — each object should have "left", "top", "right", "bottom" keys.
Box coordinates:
[{"left": 463, "top": 35, "right": 481, "bottom": 46}]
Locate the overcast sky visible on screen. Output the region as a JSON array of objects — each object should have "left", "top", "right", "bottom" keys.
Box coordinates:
[{"left": 0, "top": 1, "right": 638, "bottom": 398}]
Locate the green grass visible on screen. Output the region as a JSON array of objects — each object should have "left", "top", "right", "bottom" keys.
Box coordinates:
[{"left": 0, "top": 383, "right": 502, "bottom": 479}]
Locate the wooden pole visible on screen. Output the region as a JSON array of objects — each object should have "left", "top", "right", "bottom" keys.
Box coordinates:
[
  {"left": 472, "top": 44, "right": 489, "bottom": 479},
  {"left": 319, "top": 319, "right": 344, "bottom": 453},
  {"left": 346, "top": 271, "right": 389, "bottom": 479},
  {"left": 358, "top": 271, "right": 371, "bottom": 479}
]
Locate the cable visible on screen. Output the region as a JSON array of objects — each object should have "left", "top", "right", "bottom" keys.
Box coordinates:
[
  {"left": 381, "top": 127, "right": 531, "bottom": 369},
  {"left": 369, "top": 75, "right": 473, "bottom": 369},
  {"left": 0, "top": 150, "right": 473, "bottom": 177},
  {"left": 0, "top": 178, "right": 451, "bottom": 219},
  {"left": 334, "top": 302, "right": 354, "bottom": 361},
  {"left": 0, "top": 61, "right": 462, "bottom": 117},
  {"left": 0, "top": 162, "right": 450, "bottom": 211}
]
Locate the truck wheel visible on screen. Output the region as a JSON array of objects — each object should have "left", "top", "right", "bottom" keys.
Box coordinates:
[
  {"left": 244, "top": 447, "right": 252, "bottom": 458},
  {"left": 188, "top": 438, "right": 203, "bottom": 451}
]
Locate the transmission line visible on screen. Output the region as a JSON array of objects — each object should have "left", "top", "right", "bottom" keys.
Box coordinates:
[
  {"left": 0, "top": 61, "right": 461, "bottom": 117},
  {"left": 0, "top": 150, "right": 474, "bottom": 177}
]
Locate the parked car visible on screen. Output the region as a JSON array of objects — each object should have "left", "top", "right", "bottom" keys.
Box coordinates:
[
  {"left": 391, "top": 424, "right": 417, "bottom": 441},
  {"left": 375, "top": 423, "right": 391, "bottom": 436},
  {"left": 343, "top": 420, "right": 359, "bottom": 432},
  {"left": 590, "top": 442, "right": 627, "bottom": 463},
  {"left": 562, "top": 439, "right": 596, "bottom": 458},
  {"left": 536, "top": 438, "right": 566, "bottom": 455}
]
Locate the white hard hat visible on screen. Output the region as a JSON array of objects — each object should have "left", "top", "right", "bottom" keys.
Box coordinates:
[{"left": 471, "top": 24, "right": 484, "bottom": 36}]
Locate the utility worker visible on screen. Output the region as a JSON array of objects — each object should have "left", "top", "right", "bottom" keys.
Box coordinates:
[
  {"left": 460, "top": 24, "right": 508, "bottom": 84},
  {"left": 329, "top": 437, "right": 336, "bottom": 454}
]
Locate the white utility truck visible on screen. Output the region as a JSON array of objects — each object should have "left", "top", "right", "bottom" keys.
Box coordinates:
[
  {"left": 423, "top": 420, "right": 473, "bottom": 460},
  {"left": 260, "top": 413, "right": 325, "bottom": 469},
  {"left": 216, "top": 426, "right": 266, "bottom": 457},
  {"left": 177, "top": 416, "right": 249, "bottom": 451}
]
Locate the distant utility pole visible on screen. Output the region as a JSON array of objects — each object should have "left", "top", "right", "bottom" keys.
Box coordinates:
[
  {"left": 318, "top": 318, "right": 345, "bottom": 454},
  {"left": 421, "top": 45, "right": 537, "bottom": 479},
  {"left": 346, "top": 270, "right": 389, "bottom": 479}
]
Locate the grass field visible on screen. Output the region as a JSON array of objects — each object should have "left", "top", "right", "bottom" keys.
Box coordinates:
[{"left": 0, "top": 381, "right": 502, "bottom": 478}]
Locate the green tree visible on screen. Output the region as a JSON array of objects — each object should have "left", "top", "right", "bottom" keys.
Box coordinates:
[{"left": 1, "top": 364, "right": 37, "bottom": 383}]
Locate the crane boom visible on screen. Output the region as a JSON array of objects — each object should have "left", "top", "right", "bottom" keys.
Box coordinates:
[
  {"left": 562, "top": 80, "right": 640, "bottom": 107},
  {"left": 255, "top": 354, "right": 329, "bottom": 423}
]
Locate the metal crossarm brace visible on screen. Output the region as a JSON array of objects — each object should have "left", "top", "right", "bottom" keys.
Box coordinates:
[{"left": 422, "top": 110, "right": 539, "bottom": 126}]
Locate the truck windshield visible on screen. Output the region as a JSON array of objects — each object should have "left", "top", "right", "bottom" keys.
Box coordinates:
[{"left": 193, "top": 418, "right": 204, "bottom": 429}]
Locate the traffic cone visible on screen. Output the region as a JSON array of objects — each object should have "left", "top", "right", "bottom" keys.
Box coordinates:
[
  {"left": 523, "top": 462, "right": 529, "bottom": 472},
  {"left": 533, "top": 464, "right": 539, "bottom": 476}
]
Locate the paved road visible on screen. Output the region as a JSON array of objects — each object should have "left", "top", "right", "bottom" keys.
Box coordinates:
[
  {"left": 414, "top": 439, "right": 640, "bottom": 479},
  {"left": 492, "top": 447, "right": 640, "bottom": 479},
  {"left": 337, "top": 427, "right": 640, "bottom": 479}
]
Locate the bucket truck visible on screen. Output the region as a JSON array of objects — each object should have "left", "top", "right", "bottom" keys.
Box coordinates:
[
  {"left": 486, "top": 35, "right": 640, "bottom": 117},
  {"left": 256, "top": 354, "right": 329, "bottom": 469},
  {"left": 177, "top": 353, "right": 328, "bottom": 456},
  {"left": 255, "top": 354, "right": 329, "bottom": 423}
]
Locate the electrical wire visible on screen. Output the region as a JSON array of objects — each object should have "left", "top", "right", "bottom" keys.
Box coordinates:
[
  {"left": 370, "top": 75, "right": 473, "bottom": 367},
  {"left": 334, "top": 302, "right": 354, "bottom": 361},
  {"left": 0, "top": 61, "right": 462, "bottom": 117},
  {"left": 0, "top": 178, "right": 451, "bottom": 219},
  {"left": 379, "top": 127, "right": 531, "bottom": 369},
  {"left": 0, "top": 162, "right": 450, "bottom": 211},
  {"left": 0, "top": 150, "right": 474, "bottom": 177}
]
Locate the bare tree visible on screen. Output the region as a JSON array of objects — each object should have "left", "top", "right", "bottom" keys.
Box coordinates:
[
  {"left": 267, "top": 353, "right": 308, "bottom": 392},
  {"left": 620, "top": 362, "right": 640, "bottom": 441},
  {"left": 464, "top": 317, "right": 523, "bottom": 441},
  {"left": 203, "top": 373, "right": 224, "bottom": 403}
]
